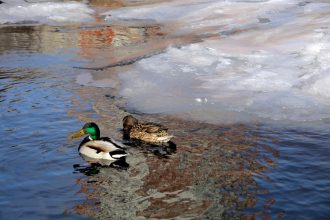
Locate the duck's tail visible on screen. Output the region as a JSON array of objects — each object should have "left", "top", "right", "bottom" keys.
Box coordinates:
[
  {"left": 157, "top": 135, "right": 174, "bottom": 143},
  {"left": 110, "top": 149, "right": 128, "bottom": 159}
]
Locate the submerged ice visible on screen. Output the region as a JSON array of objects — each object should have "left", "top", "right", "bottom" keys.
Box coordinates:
[{"left": 0, "top": 0, "right": 94, "bottom": 24}]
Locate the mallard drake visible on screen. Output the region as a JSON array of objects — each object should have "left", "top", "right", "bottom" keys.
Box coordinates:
[
  {"left": 123, "top": 115, "right": 173, "bottom": 143},
  {"left": 71, "top": 122, "right": 128, "bottom": 162}
]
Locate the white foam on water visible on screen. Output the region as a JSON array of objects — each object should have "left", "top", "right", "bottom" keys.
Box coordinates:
[
  {"left": 113, "top": 0, "right": 330, "bottom": 123},
  {"left": 0, "top": 0, "right": 94, "bottom": 24}
]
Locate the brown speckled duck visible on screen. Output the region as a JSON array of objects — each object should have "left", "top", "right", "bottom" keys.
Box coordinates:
[{"left": 123, "top": 115, "right": 173, "bottom": 143}]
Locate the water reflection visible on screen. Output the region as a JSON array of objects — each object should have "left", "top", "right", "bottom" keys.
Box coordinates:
[
  {"left": 71, "top": 111, "right": 280, "bottom": 219},
  {"left": 0, "top": 25, "right": 79, "bottom": 54},
  {"left": 73, "top": 158, "right": 129, "bottom": 176},
  {"left": 0, "top": 26, "right": 39, "bottom": 53},
  {"left": 124, "top": 139, "right": 177, "bottom": 158},
  {"left": 73, "top": 163, "right": 101, "bottom": 176},
  {"left": 89, "top": 0, "right": 123, "bottom": 8},
  {"left": 136, "top": 120, "right": 280, "bottom": 219},
  {"left": 77, "top": 24, "right": 164, "bottom": 62}
]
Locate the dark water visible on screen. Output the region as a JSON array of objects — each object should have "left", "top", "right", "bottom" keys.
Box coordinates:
[
  {"left": 1, "top": 9, "right": 330, "bottom": 220},
  {"left": 244, "top": 125, "right": 330, "bottom": 219}
]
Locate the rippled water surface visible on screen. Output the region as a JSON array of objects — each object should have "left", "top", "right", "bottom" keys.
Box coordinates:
[
  {"left": 1, "top": 0, "right": 330, "bottom": 219},
  {"left": 0, "top": 25, "right": 90, "bottom": 219}
]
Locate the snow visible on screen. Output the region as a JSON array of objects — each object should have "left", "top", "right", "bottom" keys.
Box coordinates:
[
  {"left": 0, "top": 0, "right": 94, "bottom": 25},
  {"left": 109, "top": 0, "right": 330, "bottom": 123}
]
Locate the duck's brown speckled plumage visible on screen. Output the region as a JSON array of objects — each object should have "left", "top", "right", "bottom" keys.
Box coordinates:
[{"left": 123, "top": 115, "right": 173, "bottom": 143}]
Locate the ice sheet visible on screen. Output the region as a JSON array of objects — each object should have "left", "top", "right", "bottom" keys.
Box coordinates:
[
  {"left": 0, "top": 0, "right": 94, "bottom": 25},
  {"left": 84, "top": 1, "right": 329, "bottom": 123}
]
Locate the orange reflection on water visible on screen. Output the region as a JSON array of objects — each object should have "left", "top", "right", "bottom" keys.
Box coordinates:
[
  {"left": 77, "top": 27, "right": 115, "bottom": 59},
  {"left": 89, "top": 0, "right": 124, "bottom": 8}
]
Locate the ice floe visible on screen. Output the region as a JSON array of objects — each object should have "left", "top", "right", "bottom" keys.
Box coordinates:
[
  {"left": 112, "top": 0, "right": 330, "bottom": 123},
  {"left": 0, "top": 0, "right": 94, "bottom": 25}
]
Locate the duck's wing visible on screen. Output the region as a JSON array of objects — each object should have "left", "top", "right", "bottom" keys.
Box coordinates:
[
  {"left": 84, "top": 140, "right": 121, "bottom": 152},
  {"left": 140, "top": 123, "right": 168, "bottom": 133},
  {"left": 99, "top": 137, "right": 127, "bottom": 149}
]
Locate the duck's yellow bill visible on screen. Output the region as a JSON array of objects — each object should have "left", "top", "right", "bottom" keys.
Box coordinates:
[{"left": 70, "top": 129, "right": 86, "bottom": 139}]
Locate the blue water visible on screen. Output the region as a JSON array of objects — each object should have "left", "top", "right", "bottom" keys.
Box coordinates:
[
  {"left": 0, "top": 26, "right": 90, "bottom": 219},
  {"left": 245, "top": 125, "right": 330, "bottom": 219}
]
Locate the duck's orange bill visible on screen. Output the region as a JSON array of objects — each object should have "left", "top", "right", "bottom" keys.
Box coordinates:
[{"left": 70, "top": 129, "right": 86, "bottom": 139}]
